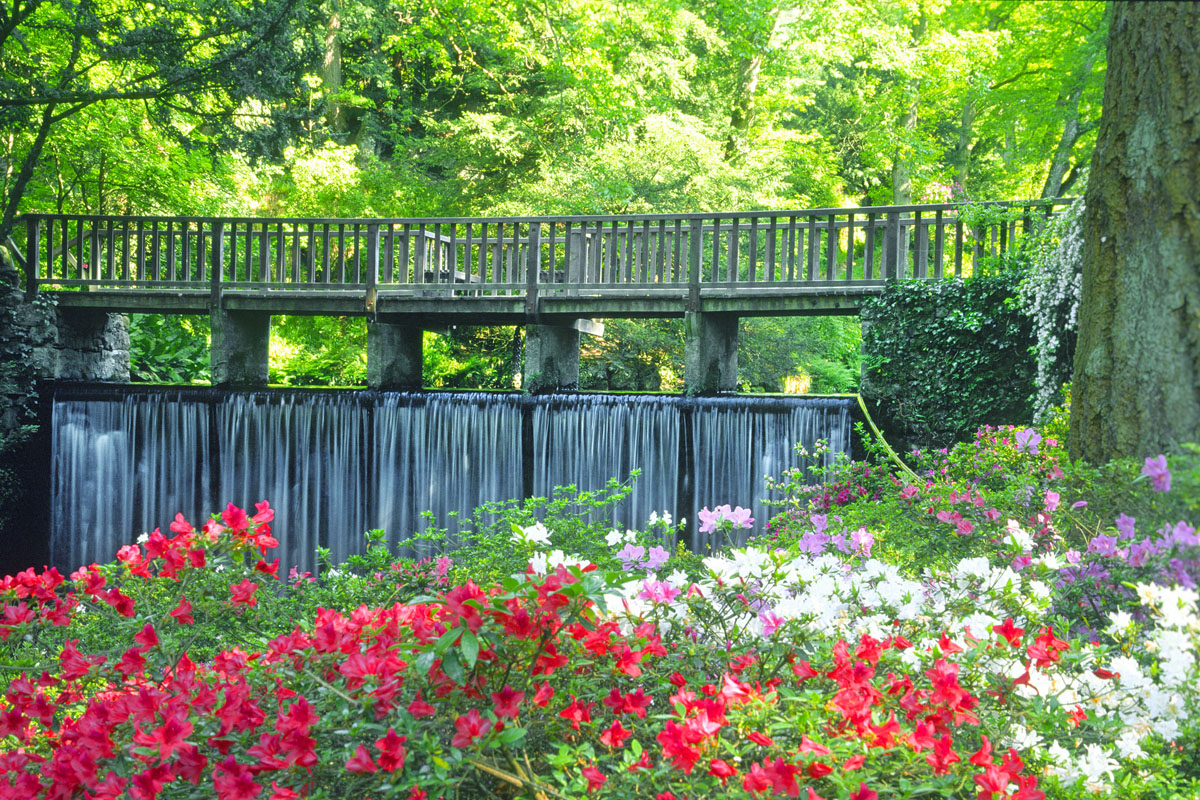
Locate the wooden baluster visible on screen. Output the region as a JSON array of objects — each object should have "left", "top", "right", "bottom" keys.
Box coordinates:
[
  {"left": 181, "top": 221, "right": 191, "bottom": 283},
  {"left": 705, "top": 217, "right": 715, "bottom": 283},
  {"left": 120, "top": 221, "right": 130, "bottom": 282},
  {"left": 811, "top": 215, "right": 820, "bottom": 281},
  {"left": 863, "top": 212, "right": 876, "bottom": 280},
  {"left": 135, "top": 219, "right": 146, "bottom": 282},
  {"left": 633, "top": 220, "right": 645, "bottom": 283},
  {"left": 748, "top": 217, "right": 759, "bottom": 282},
  {"left": 605, "top": 220, "right": 617, "bottom": 283},
  {"left": 165, "top": 221, "right": 175, "bottom": 282},
  {"left": 671, "top": 219, "right": 682, "bottom": 282},
  {"left": 954, "top": 218, "right": 964, "bottom": 278},
  {"left": 727, "top": 216, "right": 739, "bottom": 282},
  {"left": 786, "top": 216, "right": 797, "bottom": 281},
  {"left": 628, "top": 217, "right": 638, "bottom": 283},
  {"left": 766, "top": 217, "right": 777, "bottom": 282},
  {"left": 477, "top": 222, "right": 488, "bottom": 286},
  {"left": 655, "top": 220, "right": 666, "bottom": 283},
  {"left": 933, "top": 210, "right": 945, "bottom": 279},
  {"left": 913, "top": 211, "right": 925, "bottom": 279},
  {"left": 825, "top": 214, "right": 837, "bottom": 280},
  {"left": 845, "top": 213, "right": 855, "bottom": 281}
]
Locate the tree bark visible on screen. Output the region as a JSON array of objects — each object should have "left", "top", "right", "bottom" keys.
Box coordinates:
[
  {"left": 1070, "top": 2, "right": 1200, "bottom": 462},
  {"left": 723, "top": 8, "right": 782, "bottom": 162}
]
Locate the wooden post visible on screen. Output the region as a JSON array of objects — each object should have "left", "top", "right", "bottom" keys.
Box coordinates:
[
  {"left": 210, "top": 220, "right": 225, "bottom": 309},
  {"left": 525, "top": 222, "right": 540, "bottom": 317},
  {"left": 688, "top": 219, "right": 702, "bottom": 312},
  {"left": 366, "top": 223, "right": 379, "bottom": 313},
  {"left": 25, "top": 216, "right": 40, "bottom": 298}
]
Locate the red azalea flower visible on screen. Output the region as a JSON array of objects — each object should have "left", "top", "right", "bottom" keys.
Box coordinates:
[
  {"left": 850, "top": 783, "right": 878, "bottom": 800},
  {"left": 708, "top": 758, "right": 738, "bottom": 785},
  {"left": 170, "top": 596, "right": 195, "bottom": 625},
  {"left": 532, "top": 682, "right": 555, "bottom": 707},
  {"left": 229, "top": 579, "right": 258, "bottom": 608},
  {"left": 747, "top": 730, "right": 774, "bottom": 747},
  {"left": 798, "top": 734, "right": 831, "bottom": 755},
  {"left": 254, "top": 558, "right": 280, "bottom": 579},
  {"left": 582, "top": 764, "right": 606, "bottom": 793},
  {"left": 627, "top": 751, "right": 652, "bottom": 772},
  {"left": 600, "top": 720, "right": 633, "bottom": 748},
  {"left": 375, "top": 728, "right": 407, "bottom": 772},
  {"left": 491, "top": 686, "right": 524, "bottom": 719},
  {"left": 451, "top": 709, "right": 492, "bottom": 748},
  {"left": 408, "top": 693, "right": 437, "bottom": 718},
  {"left": 222, "top": 503, "right": 250, "bottom": 533},
  {"left": 994, "top": 618, "right": 1025, "bottom": 647},
  {"left": 926, "top": 734, "right": 961, "bottom": 775},
  {"left": 344, "top": 744, "right": 377, "bottom": 773},
  {"left": 969, "top": 736, "right": 994, "bottom": 767}
]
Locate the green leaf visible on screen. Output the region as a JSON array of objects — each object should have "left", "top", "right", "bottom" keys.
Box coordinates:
[{"left": 460, "top": 629, "right": 480, "bottom": 669}]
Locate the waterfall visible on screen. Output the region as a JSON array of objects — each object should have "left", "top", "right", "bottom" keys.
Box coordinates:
[{"left": 48, "top": 387, "right": 852, "bottom": 572}]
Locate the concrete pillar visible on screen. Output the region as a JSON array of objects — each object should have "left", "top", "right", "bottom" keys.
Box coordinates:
[
  {"left": 211, "top": 310, "right": 270, "bottom": 386},
  {"left": 684, "top": 311, "right": 738, "bottom": 394},
  {"left": 367, "top": 321, "right": 423, "bottom": 390},
  {"left": 52, "top": 309, "right": 130, "bottom": 381},
  {"left": 523, "top": 324, "right": 580, "bottom": 393}
]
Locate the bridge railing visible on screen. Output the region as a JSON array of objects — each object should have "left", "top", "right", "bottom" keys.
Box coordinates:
[{"left": 14, "top": 200, "right": 1074, "bottom": 303}]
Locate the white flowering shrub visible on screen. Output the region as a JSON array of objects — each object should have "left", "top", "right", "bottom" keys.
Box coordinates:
[{"left": 1019, "top": 200, "right": 1085, "bottom": 422}]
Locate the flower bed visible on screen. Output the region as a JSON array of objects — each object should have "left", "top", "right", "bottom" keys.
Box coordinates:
[{"left": 0, "top": 432, "right": 1197, "bottom": 799}]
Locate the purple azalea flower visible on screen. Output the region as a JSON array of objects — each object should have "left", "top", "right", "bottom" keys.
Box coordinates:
[
  {"left": 1142, "top": 455, "right": 1172, "bottom": 492},
  {"left": 851, "top": 527, "right": 874, "bottom": 557},
  {"left": 1044, "top": 491, "right": 1060, "bottom": 512},
  {"left": 727, "top": 506, "right": 755, "bottom": 529},
  {"left": 810, "top": 513, "right": 828, "bottom": 535},
  {"left": 1127, "top": 538, "right": 1157, "bottom": 568},
  {"left": 1172, "top": 521, "right": 1200, "bottom": 547},
  {"left": 1088, "top": 535, "right": 1118, "bottom": 557},
  {"left": 697, "top": 506, "right": 722, "bottom": 534},
  {"left": 1015, "top": 428, "right": 1042, "bottom": 455},
  {"left": 799, "top": 531, "right": 830, "bottom": 556},
  {"left": 616, "top": 543, "right": 646, "bottom": 570},
  {"left": 830, "top": 533, "right": 849, "bottom": 553},
  {"left": 642, "top": 545, "right": 670, "bottom": 571},
  {"left": 1116, "top": 514, "right": 1137, "bottom": 540}
]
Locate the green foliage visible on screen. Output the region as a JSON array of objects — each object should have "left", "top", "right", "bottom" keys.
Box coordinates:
[
  {"left": 269, "top": 316, "right": 366, "bottom": 387},
  {"left": 860, "top": 270, "right": 1036, "bottom": 449},
  {"left": 128, "top": 315, "right": 211, "bottom": 384}
]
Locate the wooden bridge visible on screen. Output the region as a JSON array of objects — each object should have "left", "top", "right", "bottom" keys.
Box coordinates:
[{"left": 8, "top": 200, "right": 1070, "bottom": 392}]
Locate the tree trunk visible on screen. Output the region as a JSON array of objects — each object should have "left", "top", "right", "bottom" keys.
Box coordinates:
[
  {"left": 1070, "top": 2, "right": 1200, "bottom": 463},
  {"left": 321, "top": 1, "right": 347, "bottom": 134},
  {"left": 949, "top": 96, "right": 976, "bottom": 188},
  {"left": 723, "top": 8, "right": 782, "bottom": 162},
  {"left": 890, "top": 9, "right": 925, "bottom": 205},
  {"left": 1040, "top": 50, "right": 1100, "bottom": 199}
]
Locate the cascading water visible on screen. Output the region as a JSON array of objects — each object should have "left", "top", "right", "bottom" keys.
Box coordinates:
[{"left": 48, "top": 387, "right": 853, "bottom": 572}]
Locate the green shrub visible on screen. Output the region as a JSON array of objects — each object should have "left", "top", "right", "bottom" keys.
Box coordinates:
[{"left": 860, "top": 271, "right": 1036, "bottom": 450}]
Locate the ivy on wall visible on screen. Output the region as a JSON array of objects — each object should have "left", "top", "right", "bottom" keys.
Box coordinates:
[{"left": 860, "top": 273, "right": 1036, "bottom": 450}]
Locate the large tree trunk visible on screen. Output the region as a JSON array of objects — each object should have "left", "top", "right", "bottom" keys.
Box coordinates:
[
  {"left": 1070, "top": 2, "right": 1200, "bottom": 463},
  {"left": 723, "top": 8, "right": 782, "bottom": 162},
  {"left": 949, "top": 96, "right": 976, "bottom": 188}
]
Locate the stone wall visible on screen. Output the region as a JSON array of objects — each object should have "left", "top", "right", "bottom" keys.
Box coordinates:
[{"left": 0, "top": 249, "right": 129, "bottom": 438}]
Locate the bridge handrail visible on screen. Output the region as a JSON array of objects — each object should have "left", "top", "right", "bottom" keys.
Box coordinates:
[{"left": 13, "top": 199, "right": 1075, "bottom": 306}]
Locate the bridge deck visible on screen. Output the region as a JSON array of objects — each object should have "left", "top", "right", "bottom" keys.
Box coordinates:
[{"left": 11, "top": 200, "right": 1069, "bottom": 320}]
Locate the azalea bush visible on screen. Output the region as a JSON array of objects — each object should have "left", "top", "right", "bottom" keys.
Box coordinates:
[{"left": 0, "top": 427, "right": 1198, "bottom": 799}]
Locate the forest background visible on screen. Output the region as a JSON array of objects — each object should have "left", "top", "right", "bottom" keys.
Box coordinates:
[{"left": 0, "top": 0, "right": 1106, "bottom": 392}]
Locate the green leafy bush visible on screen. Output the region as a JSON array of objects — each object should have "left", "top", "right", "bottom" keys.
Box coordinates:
[{"left": 860, "top": 272, "right": 1036, "bottom": 450}]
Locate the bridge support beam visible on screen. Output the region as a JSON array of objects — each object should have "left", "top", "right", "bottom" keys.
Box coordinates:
[
  {"left": 211, "top": 310, "right": 270, "bottom": 387},
  {"left": 523, "top": 323, "right": 580, "bottom": 393},
  {"left": 368, "top": 321, "right": 423, "bottom": 390},
  {"left": 684, "top": 311, "right": 738, "bottom": 394}
]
